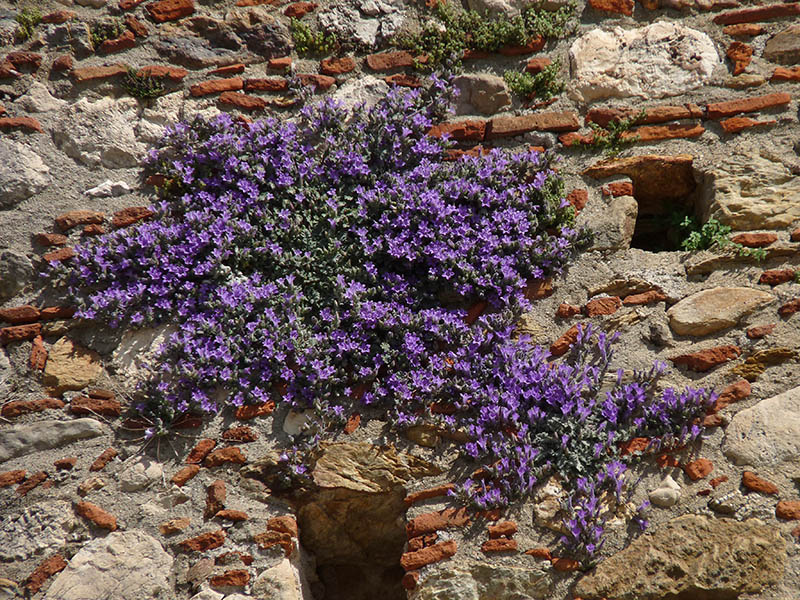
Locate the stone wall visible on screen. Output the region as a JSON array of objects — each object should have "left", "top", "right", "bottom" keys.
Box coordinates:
[{"left": 0, "top": 0, "right": 799, "bottom": 599}]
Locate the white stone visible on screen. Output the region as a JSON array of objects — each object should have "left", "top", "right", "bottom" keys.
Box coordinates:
[
  {"left": 252, "top": 559, "right": 307, "bottom": 600},
  {"left": 0, "top": 139, "right": 51, "bottom": 208},
  {"left": 118, "top": 456, "right": 164, "bottom": 492},
  {"left": 649, "top": 475, "right": 681, "bottom": 508},
  {"left": 283, "top": 410, "right": 315, "bottom": 436},
  {"left": 0, "top": 419, "right": 106, "bottom": 464},
  {"left": 137, "top": 92, "right": 184, "bottom": 144},
  {"left": 0, "top": 501, "right": 76, "bottom": 562},
  {"left": 332, "top": 75, "right": 389, "bottom": 111},
  {"left": 44, "top": 530, "right": 173, "bottom": 600},
  {"left": 14, "top": 81, "right": 67, "bottom": 112},
  {"left": 568, "top": 23, "right": 720, "bottom": 103},
  {"left": 112, "top": 325, "right": 177, "bottom": 384},
  {"left": 0, "top": 350, "right": 11, "bottom": 399},
  {"left": 85, "top": 180, "right": 132, "bottom": 198},
  {"left": 723, "top": 385, "right": 800, "bottom": 468},
  {"left": 466, "top": 0, "right": 527, "bottom": 17},
  {"left": 52, "top": 97, "right": 145, "bottom": 169},
  {"left": 666, "top": 287, "right": 774, "bottom": 336},
  {"left": 319, "top": 3, "right": 379, "bottom": 47},
  {"left": 188, "top": 589, "right": 224, "bottom": 600},
  {"left": 454, "top": 73, "right": 511, "bottom": 115}
]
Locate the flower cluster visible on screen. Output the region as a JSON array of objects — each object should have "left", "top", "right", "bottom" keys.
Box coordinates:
[{"left": 52, "top": 75, "right": 712, "bottom": 564}]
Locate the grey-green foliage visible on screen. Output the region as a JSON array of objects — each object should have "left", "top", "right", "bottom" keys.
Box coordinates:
[
  {"left": 122, "top": 68, "right": 166, "bottom": 101},
  {"left": 289, "top": 18, "right": 337, "bottom": 56},
  {"left": 582, "top": 109, "right": 647, "bottom": 158},
  {"left": 503, "top": 61, "right": 564, "bottom": 101},
  {"left": 15, "top": 6, "right": 41, "bottom": 41},
  {"left": 679, "top": 217, "right": 766, "bottom": 261},
  {"left": 90, "top": 18, "right": 125, "bottom": 51}
]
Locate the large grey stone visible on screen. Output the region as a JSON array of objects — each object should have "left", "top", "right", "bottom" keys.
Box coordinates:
[
  {"left": 700, "top": 147, "right": 800, "bottom": 230},
  {"left": 0, "top": 418, "right": 105, "bottom": 464},
  {"left": 52, "top": 97, "right": 144, "bottom": 169},
  {"left": 666, "top": 287, "right": 774, "bottom": 336},
  {"left": 332, "top": 75, "right": 389, "bottom": 110},
  {"left": 454, "top": 73, "right": 511, "bottom": 115},
  {"left": 569, "top": 23, "right": 720, "bottom": 103},
  {"left": 411, "top": 562, "right": 552, "bottom": 600},
  {"left": 763, "top": 24, "right": 800, "bottom": 65},
  {"left": 0, "top": 139, "right": 51, "bottom": 208},
  {"left": 44, "top": 530, "right": 173, "bottom": 600},
  {"left": 574, "top": 515, "right": 786, "bottom": 600},
  {"left": 587, "top": 195, "right": 638, "bottom": 252},
  {"left": 252, "top": 559, "right": 306, "bottom": 600},
  {"left": 0, "top": 501, "right": 76, "bottom": 562},
  {"left": 0, "top": 249, "right": 33, "bottom": 299},
  {"left": 318, "top": 0, "right": 405, "bottom": 48},
  {"left": 723, "top": 385, "right": 800, "bottom": 468},
  {"left": 14, "top": 81, "right": 67, "bottom": 113}
]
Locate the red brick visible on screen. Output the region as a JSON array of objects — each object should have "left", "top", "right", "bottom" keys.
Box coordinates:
[
  {"left": 602, "top": 181, "right": 634, "bottom": 197},
  {"left": 98, "top": 30, "right": 136, "bottom": 55},
  {"left": 215, "top": 509, "right": 249, "bottom": 522},
  {"left": 25, "top": 554, "right": 67, "bottom": 594},
  {"left": 498, "top": 36, "right": 545, "bottom": 56},
  {"left": 684, "top": 458, "right": 714, "bottom": 481},
  {"left": 670, "top": 345, "right": 741, "bottom": 372},
  {"left": 791, "top": 227, "right": 800, "bottom": 243},
  {"left": 0, "top": 470, "right": 26, "bottom": 487},
  {"left": 204, "top": 447, "right": 246, "bottom": 467},
  {"left": 219, "top": 91, "right": 268, "bottom": 111},
  {"left": 526, "top": 57, "right": 552, "bottom": 74},
  {"left": 385, "top": 73, "right": 422, "bottom": 87},
  {"left": 730, "top": 232, "right": 778, "bottom": 247},
  {"left": 584, "top": 296, "right": 622, "bottom": 316},
  {"left": 525, "top": 277, "right": 552, "bottom": 301},
  {"left": 138, "top": 65, "right": 188, "bottom": 82},
  {"left": 712, "top": 379, "right": 751, "bottom": 412},
  {"left": 778, "top": 298, "right": 800, "bottom": 317},
  {"left": 42, "top": 10, "right": 76, "bottom": 24},
  {"left": 125, "top": 15, "right": 149, "bottom": 37},
  {"left": 284, "top": 2, "right": 317, "bottom": 18},
  {"left": 71, "top": 64, "right": 128, "bottom": 83},
  {"left": 234, "top": 401, "right": 275, "bottom": 420},
  {"left": 171, "top": 464, "right": 200, "bottom": 486},
  {"left": 400, "top": 540, "right": 457, "bottom": 571},
  {"left": 320, "top": 56, "right": 355, "bottom": 75},
  {"left": 43, "top": 247, "right": 75, "bottom": 262},
  {"left": 70, "top": 396, "right": 122, "bottom": 417},
  {"left": 588, "top": 104, "right": 704, "bottom": 128},
  {"left": 40, "top": 306, "right": 76, "bottom": 320},
  {"left": 297, "top": 73, "right": 336, "bottom": 90},
  {"left": 187, "top": 439, "right": 217, "bottom": 464},
  {"left": 222, "top": 426, "right": 258, "bottom": 442},
  {"left": 709, "top": 475, "right": 729, "bottom": 488},
  {"left": 488, "top": 521, "right": 517, "bottom": 539},
  {"left": 210, "top": 63, "right": 245, "bottom": 76},
  {"left": 556, "top": 303, "right": 581, "bottom": 318},
  {"left": 267, "top": 515, "right": 298, "bottom": 537},
  {"left": 406, "top": 508, "right": 471, "bottom": 538},
  {"left": 713, "top": 3, "right": 800, "bottom": 24},
  {"left": 771, "top": 67, "right": 800, "bottom": 82},
  {"left": 706, "top": 92, "right": 791, "bottom": 119},
  {"left": 54, "top": 457, "right": 77, "bottom": 470},
  {"left": 244, "top": 78, "right": 287, "bottom": 92},
  {"left": 35, "top": 232, "right": 68, "bottom": 247},
  {"left": 742, "top": 471, "right": 779, "bottom": 495},
  {"left": 205, "top": 479, "right": 226, "bottom": 519},
  {"left": 29, "top": 335, "right": 46, "bottom": 371},
  {"left": 215, "top": 551, "right": 253, "bottom": 566},
  {"left": 551, "top": 557, "right": 581, "bottom": 571},
  {"left": 5, "top": 52, "right": 41, "bottom": 71},
  {"left": 407, "top": 533, "right": 437, "bottom": 551},
  {"left": 622, "top": 122, "right": 705, "bottom": 142},
  {"left": 113, "top": 206, "right": 154, "bottom": 228},
  {"left": 160, "top": 517, "right": 190, "bottom": 534},
  {"left": 525, "top": 547, "right": 552, "bottom": 560},
  {"left": 656, "top": 453, "right": 681, "bottom": 468},
  {"left": 366, "top": 51, "right": 418, "bottom": 71},
  {"left": 82, "top": 224, "right": 106, "bottom": 236},
  {"left": 90, "top": 447, "right": 118, "bottom": 472},
  {"left": 720, "top": 116, "right": 776, "bottom": 133},
  {"left": 549, "top": 323, "right": 583, "bottom": 357},
  {"left": 146, "top": 0, "right": 195, "bottom": 22},
  {"left": 344, "top": 413, "right": 361, "bottom": 433},
  {"left": 429, "top": 120, "right": 487, "bottom": 142},
  {"left": 623, "top": 290, "right": 668, "bottom": 305},
  {"left": 120, "top": 0, "right": 147, "bottom": 8},
  {"left": 746, "top": 323, "right": 776, "bottom": 339},
  {"left": 52, "top": 53, "right": 74, "bottom": 72},
  {"left": 0, "top": 305, "right": 40, "bottom": 324},
  {"left": 254, "top": 530, "right": 294, "bottom": 555},
  {"left": 481, "top": 538, "right": 518, "bottom": 553},
  {"left": 402, "top": 571, "right": 420, "bottom": 590},
  {"left": 489, "top": 112, "right": 580, "bottom": 137},
  {"left": 190, "top": 78, "right": 243, "bottom": 97},
  {"left": 17, "top": 471, "right": 48, "bottom": 496},
  {"left": 726, "top": 41, "right": 752, "bottom": 76},
  {"left": 723, "top": 23, "right": 764, "bottom": 36},
  {"left": 759, "top": 269, "right": 795, "bottom": 286},
  {"left": 403, "top": 484, "right": 455, "bottom": 507},
  {"left": 179, "top": 529, "right": 226, "bottom": 552},
  {"left": 566, "top": 189, "right": 588, "bottom": 214},
  {"left": 620, "top": 437, "right": 650, "bottom": 455},
  {"left": 75, "top": 501, "right": 117, "bottom": 531},
  {"left": 56, "top": 210, "right": 104, "bottom": 232},
  {"left": 776, "top": 500, "right": 800, "bottom": 521},
  {"left": 210, "top": 569, "right": 250, "bottom": 588},
  {"left": 2, "top": 397, "right": 63, "bottom": 418},
  {"left": 589, "top": 0, "right": 633, "bottom": 15},
  {"left": 463, "top": 49, "right": 491, "bottom": 60},
  {"left": 703, "top": 413, "right": 724, "bottom": 428},
  {"left": 268, "top": 56, "right": 292, "bottom": 70},
  {"left": 0, "top": 117, "right": 43, "bottom": 133},
  {"left": 1, "top": 323, "right": 41, "bottom": 345},
  {"left": 559, "top": 131, "right": 595, "bottom": 147}
]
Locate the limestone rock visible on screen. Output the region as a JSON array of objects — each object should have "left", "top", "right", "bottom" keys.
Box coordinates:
[
  {"left": 466, "top": 0, "right": 527, "bottom": 18},
  {"left": 118, "top": 457, "right": 164, "bottom": 492},
  {"left": 574, "top": 515, "right": 786, "bottom": 599},
  {"left": 43, "top": 337, "right": 103, "bottom": 394},
  {"left": 85, "top": 180, "right": 131, "bottom": 198},
  {"left": 44, "top": 530, "right": 173, "bottom": 600},
  {"left": 136, "top": 92, "right": 184, "bottom": 143},
  {"left": 0, "top": 249, "right": 34, "bottom": 299},
  {"left": 587, "top": 195, "right": 637, "bottom": 252},
  {"left": 318, "top": 0, "right": 405, "bottom": 48},
  {"left": 454, "top": 73, "right": 511, "bottom": 115},
  {"left": 0, "top": 418, "right": 105, "bottom": 464},
  {"left": 723, "top": 385, "right": 800, "bottom": 468},
  {"left": 569, "top": 23, "right": 720, "bottom": 103},
  {"left": 666, "top": 287, "right": 773, "bottom": 336},
  {"left": 52, "top": 97, "right": 145, "bottom": 169},
  {"left": 700, "top": 147, "right": 800, "bottom": 230},
  {"left": 0, "top": 501, "right": 76, "bottom": 562},
  {"left": 112, "top": 325, "right": 177, "bottom": 384},
  {"left": 14, "top": 81, "right": 67, "bottom": 113},
  {"left": 0, "top": 139, "right": 51, "bottom": 208},
  {"left": 648, "top": 474, "right": 681, "bottom": 508},
  {"left": 331, "top": 75, "right": 389, "bottom": 110},
  {"left": 251, "top": 559, "right": 305, "bottom": 600},
  {"left": 312, "top": 442, "right": 441, "bottom": 492},
  {"left": 411, "top": 562, "right": 551, "bottom": 600},
  {"left": 763, "top": 24, "right": 800, "bottom": 65}
]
